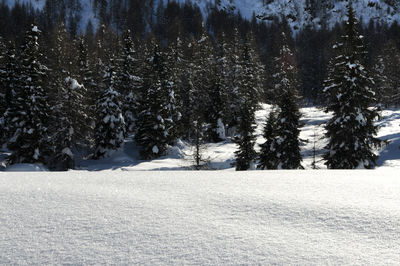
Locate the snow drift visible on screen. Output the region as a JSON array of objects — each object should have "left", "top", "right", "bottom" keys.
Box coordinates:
[{"left": 0, "top": 171, "right": 399, "bottom": 264}]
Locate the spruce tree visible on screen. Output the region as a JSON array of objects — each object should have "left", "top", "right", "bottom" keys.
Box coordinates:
[
  {"left": 166, "top": 36, "right": 186, "bottom": 139},
  {"left": 93, "top": 59, "right": 125, "bottom": 159},
  {"left": 117, "top": 29, "right": 142, "bottom": 135},
  {"left": 233, "top": 34, "right": 259, "bottom": 171},
  {"left": 195, "top": 31, "right": 224, "bottom": 143},
  {"left": 47, "top": 23, "right": 74, "bottom": 170},
  {"left": 0, "top": 37, "right": 6, "bottom": 145},
  {"left": 377, "top": 40, "right": 400, "bottom": 107},
  {"left": 76, "top": 36, "right": 96, "bottom": 146},
  {"left": 1, "top": 41, "right": 18, "bottom": 147},
  {"left": 7, "top": 25, "right": 52, "bottom": 165},
  {"left": 271, "top": 33, "right": 303, "bottom": 169},
  {"left": 258, "top": 110, "right": 279, "bottom": 170},
  {"left": 323, "top": 4, "right": 382, "bottom": 169},
  {"left": 218, "top": 29, "right": 242, "bottom": 134},
  {"left": 275, "top": 89, "right": 303, "bottom": 169},
  {"left": 135, "top": 40, "right": 177, "bottom": 159}
]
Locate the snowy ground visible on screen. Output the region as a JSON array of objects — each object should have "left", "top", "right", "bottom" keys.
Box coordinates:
[
  {"left": 1, "top": 104, "right": 400, "bottom": 171},
  {"left": 1, "top": 171, "right": 399, "bottom": 264},
  {"left": 82, "top": 105, "right": 400, "bottom": 170}
]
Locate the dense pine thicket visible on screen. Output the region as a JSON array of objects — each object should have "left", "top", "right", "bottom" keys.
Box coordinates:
[{"left": 0, "top": 1, "right": 395, "bottom": 170}]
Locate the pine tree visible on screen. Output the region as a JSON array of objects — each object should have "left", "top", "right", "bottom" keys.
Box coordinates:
[
  {"left": 47, "top": 23, "right": 74, "bottom": 169},
  {"left": 377, "top": 40, "right": 400, "bottom": 107},
  {"left": 275, "top": 89, "right": 303, "bottom": 169},
  {"left": 323, "top": 4, "right": 382, "bottom": 169},
  {"left": 76, "top": 36, "right": 96, "bottom": 146},
  {"left": 1, "top": 41, "right": 18, "bottom": 147},
  {"left": 218, "top": 29, "right": 242, "bottom": 134},
  {"left": 258, "top": 110, "right": 279, "bottom": 170},
  {"left": 135, "top": 40, "right": 177, "bottom": 159},
  {"left": 117, "top": 29, "right": 142, "bottom": 135},
  {"left": 7, "top": 25, "right": 52, "bottom": 165},
  {"left": 271, "top": 32, "right": 303, "bottom": 169},
  {"left": 191, "top": 119, "right": 208, "bottom": 170},
  {"left": 0, "top": 37, "right": 6, "bottom": 145},
  {"left": 233, "top": 34, "right": 260, "bottom": 171},
  {"left": 193, "top": 29, "right": 224, "bottom": 143},
  {"left": 93, "top": 59, "right": 125, "bottom": 159},
  {"left": 178, "top": 36, "right": 197, "bottom": 140},
  {"left": 166, "top": 36, "right": 186, "bottom": 139},
  {"left": 372, "top": 54, "right": 388, "bottom": 107}
]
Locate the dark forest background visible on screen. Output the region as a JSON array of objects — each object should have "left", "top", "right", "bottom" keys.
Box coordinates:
[{"left": 1, "top": 0, "right": 400, "bottom": 105}]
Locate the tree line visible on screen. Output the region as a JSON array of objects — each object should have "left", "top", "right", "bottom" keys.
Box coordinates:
[{"left": 0, "top": 2, "right": 393, "bottom": 170}]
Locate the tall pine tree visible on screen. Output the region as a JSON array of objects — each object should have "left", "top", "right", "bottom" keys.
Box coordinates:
[
  {"left": 93, "top": 58, "right": 125, "bottom": 159},
  {"left": 265, "top": 32, "right": 303, "bottom": 169},
  {"left": 135, "top": 39, "right": 177, "bottom": 159},
  {"left": 117, "top": 29, "right": 142, "bottom": 135},
  {"left": 323, "top": 4, "right": 382, "bottom": 169},
  {"left": 7, "top": 25, "right": 52, "bottom": 165},
  {"left": 233, "top": 33, "right": 259, "bottom": 171}
]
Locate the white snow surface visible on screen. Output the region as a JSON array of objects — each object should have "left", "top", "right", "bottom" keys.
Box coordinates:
[{"left": 0, "top": 170, "right": 399, "bottom": 264}]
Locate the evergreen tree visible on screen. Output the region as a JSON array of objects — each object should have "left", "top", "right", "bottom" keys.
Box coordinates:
[
  {"left": 7, "top": 25, "right": 52, "bottom": 165},
  {"left": 117, "top": 29, "right": 142, "bottom": 135},
  {"left": 218, "top": 29, "right": 242, "bottom": 134},
  {"left": 0, "top": 41, "right": 18, "bottom": 147},
  {"left": 258, "top": 110, "right": 279, "bottom": 170},
  {"left": 193, "top": 29, "right": 223, "bottom": 142},
  {"left": 0, "top": 38, "right": 6, "bottom": 141},
  {"left": 135, "top": 40, "right": 177, "bottom": 159},
  {"left": 372, "top": 54, "right": 388, "bottom": 107},
  {"left": 93, "top": 59, "right": 125, "bottom": 159},
  {"left": 377, "top": 40, "right": 400, "bottom": 106},
  {"left": 323, "top": 4, "right": 382, "bottom": 169},
  {"left": 76, "top": 36, "right": 96, "bottom": 146},
  {"left": 191, "top": 119, "right": 208, "bottom": 170},
  {"left": 166, "top": 36, "right": 186, "bottom": 139},
  {"left": 47, "top": 23, "right": 74, "bottom": 169},
  {"left": 271, "top": 32, "right": 303, "bottom": 169},
  {"left": 233, "top": 34, "right": 260, "bottom": 171},
  {"left": 275, "top": 89, "right": 303, "bottom": 169}
]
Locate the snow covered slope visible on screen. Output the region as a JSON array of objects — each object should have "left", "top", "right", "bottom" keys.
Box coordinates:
[
  {"left": 6, "top": 0, "right": 400, "bottom": 31},
  {"left": 0, "top": 171, "right": 399, "bottom": 264}
]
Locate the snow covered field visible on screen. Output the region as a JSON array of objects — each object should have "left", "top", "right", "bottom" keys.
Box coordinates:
[{"left": 1, "top": 171, "right": 399, "bottom": 264}]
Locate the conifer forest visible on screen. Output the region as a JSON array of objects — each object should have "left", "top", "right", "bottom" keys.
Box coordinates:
[{"left": 0, "top": 0, "right": 400, "bottom": 171}]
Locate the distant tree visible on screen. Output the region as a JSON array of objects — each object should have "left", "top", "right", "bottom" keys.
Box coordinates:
[
  {"left": 116, "top": 29, "right": 142, "bottom": 135},
  {"left": 0, "top": 37, "right": 6, "bottom": 145},
  {"left": 0, "top": 41, "right": 18, "bottom": 147},
  {"left": 218, "top": 29, "right": 242, "bottom": 134},
  {"left": 323, "top": 4, "right": 382, "bottom": 169},
  {"left": 377, "top": 40, "right": 400, "bottom": 106},
  {"left": 191, "top": 120, "right": 208, "bottom": 170},
  {"left": 166, "top": 36, "right": 186, "bottom": 138},
  {"left": 93, "top": 59, "right": 125, "bottom": 159},
  {"left": 76, "top": 36, "right": 96, "bottom": 146}
]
